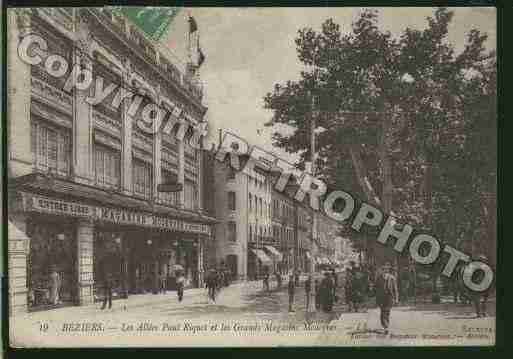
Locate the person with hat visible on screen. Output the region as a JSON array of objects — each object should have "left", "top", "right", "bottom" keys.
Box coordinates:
[
  {"left": 375, "top": 262, "right": 398, "bottom": 334},
  {"left": 467, "top": 255, "right": 492, "bottom": 318},
  {"left": 319, "top": 271, "right": 335, "bottom": 312}
]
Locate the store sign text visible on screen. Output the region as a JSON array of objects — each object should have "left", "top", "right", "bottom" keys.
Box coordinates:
[{"left": 27, "top": 195, "right": 211, "bottom": 235}]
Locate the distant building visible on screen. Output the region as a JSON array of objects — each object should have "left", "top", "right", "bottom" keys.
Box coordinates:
[{"left": 210, "top": 151, "right": 281, "bottom": 280}]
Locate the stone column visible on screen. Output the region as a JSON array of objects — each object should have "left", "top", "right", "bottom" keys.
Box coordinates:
[
  {"left": 121, "top": 60, "right": 133, "bottom": 195},
  {"left": 72, "top": 17, "right": 94, "bottom": 185},
  {"left": 9, "top": 213, "right": 30, "bottom": 316},
  {"left": 197, "top": 148, "right": 203, "bottom": 211},
  {"left": 197, "top": 234, "right": 203, "bottom": 287},
  {"left": 76, "top": 220, "right": 94, "bottom": 305},
  {"left": 178, "top": 139, "right": 185, "bottom": 208},
  {"left": 153, "top": 89, "right": 162, "bottom": 201},
  {"left": 8, "top": 9, "right": 33, "bottom": 178}
]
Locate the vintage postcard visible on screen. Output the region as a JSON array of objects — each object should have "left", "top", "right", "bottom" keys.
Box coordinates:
[{"left": 6, "top": 6, "right": 496, "bottom": 347}]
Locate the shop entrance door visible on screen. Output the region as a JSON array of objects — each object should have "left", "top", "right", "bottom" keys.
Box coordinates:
[
  {"left": 26, "top": 216, "right": 78, "bottom": 310},
  {"left": 226, "top": 254, "right": 237, "bottom": 281}
]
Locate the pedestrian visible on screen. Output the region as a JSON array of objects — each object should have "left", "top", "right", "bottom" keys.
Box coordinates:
[
  {"left": 101, "top": 271, "right": 113, "bottom": 310},
  {"left": 351, "top": 267, "right": 365, "bottom": 312},
  {"left": 49, "top": 265, "right": 61, "bottom": 305},
  {"left": 288, "top": 274, "right": 295, "bottom": 312},
  {"left": 331, "top": 269, "right": 338, "bottom": 304},
  {"left": 344, "top": 269, "right": 354, "bottom": 311},
  {"left": 275, "top": 272, "right": 282, "bottom": 289},
  {"left": 375, "top": 262, "right": 399, "bottom": 334},
  {"left": 320, "top": 271, "right": 335, "bottom": 312},
  {"left": 206, "top": 269, "right": 217, "bottom": 303},
  {"left": 224, "top": 269, "right": 231, "bottom": 287},
  {"left": 159, "top": 270, "right": 167, "bottom": 294},
  {"left": 314, "top": 279, "right": 321, "bottom": 310},
  {"left": 466, "top": 255, "right": 491, "bottom": 318},
  {"left": 294, "top": 270, "right": 300, "bottom": 286},
  {"left": 176, "top": 271, "right": 185, "bottom": 302},
  {"left": 217, "top": 270, "right": 224, "bottom": 294},
  {"left": 263, "top": 272, "right": 270, "bottom": 292},
  {"left": 305, "top": 275, "right": 312, "bottom": 310},
  {"left": 332, "top": 269, "right": 338, "bottom": 288}
]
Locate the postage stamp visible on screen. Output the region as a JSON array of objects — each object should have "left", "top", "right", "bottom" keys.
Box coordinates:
[{"left": 6, "top": 6, "right": 496, "bottom": 347}]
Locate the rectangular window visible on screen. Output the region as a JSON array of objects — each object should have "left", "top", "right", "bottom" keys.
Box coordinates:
[
  {"left": 228, "top": 191, "right": 236, "bottom": 211},
  {"left": 94, "top": 143, "right": 120, "bottom": 188},
  {"left": 160, "top": 170, "right": 180, "bottom": 206},
  {"left": 227, "top": 222, "right": 236, "bottom": 242},
  {"left": 133, "top": 158, "right": 153, "bottom": 199},
  {"left": 31, "top": 120, "right": 70, "bottom": 176},
  {"left": 184, "top": 180, "right": 198, "bottom": 210}
]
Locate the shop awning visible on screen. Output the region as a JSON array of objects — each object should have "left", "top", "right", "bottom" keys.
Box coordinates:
[
  {"left": 264, "top": 245, "right": 283, "bottom": 262},
  {"left": 251, "top": 249, "right": 273, "bottom": 266}
]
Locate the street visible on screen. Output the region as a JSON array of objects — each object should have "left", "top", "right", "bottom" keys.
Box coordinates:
[{"left": 11, "top": 278, "right": 495, "bottom": 347}]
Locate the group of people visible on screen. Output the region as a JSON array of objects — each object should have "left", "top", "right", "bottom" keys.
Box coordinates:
[
  {"left": 281, "top": 263, "right": 399, "bottom": 334},
  {"left": 286, "top": 269, "right": 339, "bottom": 313}
]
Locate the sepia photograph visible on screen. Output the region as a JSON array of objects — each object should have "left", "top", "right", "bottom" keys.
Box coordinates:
[{"left": 5, "top": 5, "right": 497, "bottom": 347}]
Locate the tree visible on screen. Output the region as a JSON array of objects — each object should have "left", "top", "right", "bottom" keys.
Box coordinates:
[{"left": 264, "top": 8, "right": 496, "bottom": 274}]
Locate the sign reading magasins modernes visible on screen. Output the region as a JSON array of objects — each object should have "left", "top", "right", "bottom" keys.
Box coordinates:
[{"left": 24, "top": 194, "right": 211, "bottom": 235}]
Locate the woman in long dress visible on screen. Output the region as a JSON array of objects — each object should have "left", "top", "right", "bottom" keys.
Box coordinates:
[{"left": 49, "top": 266, "right": 61, "bottom": 305}]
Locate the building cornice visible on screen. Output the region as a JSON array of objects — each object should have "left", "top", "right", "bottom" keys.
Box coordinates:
[{"left": 84, "top": 8, "right": 208, "bottom": 118}]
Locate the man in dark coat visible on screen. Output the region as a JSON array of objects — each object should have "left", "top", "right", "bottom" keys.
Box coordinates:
[
  {"left": 314, "top": 279, "right": 321, "bottom": 310},
  {"left": 457, "top": 255, "right": 492, "bottom": 317},
  {"left": 101, "top": 268, "right": 113, "bottom": 310},
  {"left": 288, "top": 274, "right": 295, "bottom": 312},
  {"left": 320, "top": 271, "right": 335, "bottom": 312},
  {"left": 375, "top": 262, "right": 399, "bottom": 334},
  {"left": 275, "top": 272, "right": 282, "bottom": 289},
  {"left": 263, "top": 272, "right": 270, "bottom": 292},
  {"left": 206, "top": 269, "right": 217, "bottom": 303},
  {"left": 305, "top": 275, "right": 312, "bottom": 310}
]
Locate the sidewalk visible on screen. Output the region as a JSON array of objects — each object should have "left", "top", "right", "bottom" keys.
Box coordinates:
[{"left": 13, "top": 279, "right": 285, "bottom": 320}]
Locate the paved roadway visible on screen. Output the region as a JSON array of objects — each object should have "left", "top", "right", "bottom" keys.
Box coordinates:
[{"left": 10, "top": 277, "right": 495, "bottom": 347}]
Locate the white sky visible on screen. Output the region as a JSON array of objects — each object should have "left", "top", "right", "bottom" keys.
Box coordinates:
[{"left": 162, "top": 7, "right": 496, "bottom": 163}]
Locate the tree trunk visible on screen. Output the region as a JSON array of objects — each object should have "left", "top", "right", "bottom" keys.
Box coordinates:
[
  {"left": 378, "top": 109, "right": 394, "bottom": 268},
  {"left": 349, "top": 145, "right": 381, "bottom": 207},
  {"left": 420, "top": 154, "right": 438, "bottom": 302}
]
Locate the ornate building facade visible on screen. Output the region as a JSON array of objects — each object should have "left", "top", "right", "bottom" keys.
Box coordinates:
[{"left": 7, "top": 8, "right": 215, "bottom": 315}]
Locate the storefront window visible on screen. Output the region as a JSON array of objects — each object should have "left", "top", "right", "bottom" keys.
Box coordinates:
[
  {"left": 95, "top": 143, "right": 120, "bottom": 189},
  {"left": 184, "top": 180, "right": 198, "bottom": 210},
  {"left": 26, "top": 218, "right": 76, "bottom": 309},
  {"left": 31, "top": 119, "right": 71, "bottom": 176}
]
